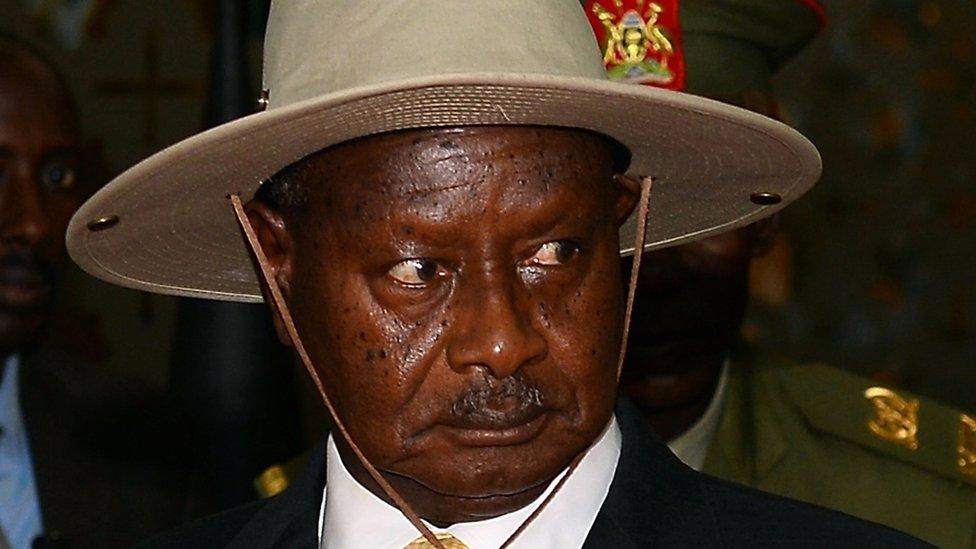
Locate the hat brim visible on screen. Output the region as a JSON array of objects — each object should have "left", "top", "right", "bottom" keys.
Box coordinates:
[{"left": 66, "top": 73, "right": 820, "bottom": 303}]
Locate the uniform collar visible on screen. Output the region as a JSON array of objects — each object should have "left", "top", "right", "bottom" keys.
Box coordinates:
[
  {"left": 319, "top": 418, "right": 622, "bottom": 549},
  {"left": 585, "top": 397, "right": 722, "bottom": 547},
  {"left": 668, "top": 360, "right": 730, "bottom": 470},
  {"left": 701, "top": 350, "right": 790, "bottom": 483}
]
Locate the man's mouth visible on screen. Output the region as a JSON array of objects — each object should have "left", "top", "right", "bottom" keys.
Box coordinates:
[
  {"left": 0, "top": 263, "right": 51, "bottom": 310},
  {"left": 439, "top": 377, "right": 548, "bottom": 447},
  {"left": 626, "top": 332, "right": 698, "bottom": 364}
]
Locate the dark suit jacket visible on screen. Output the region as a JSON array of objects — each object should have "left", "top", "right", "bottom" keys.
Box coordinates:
[
  {"left": 19, "top": 348, "right": 199, "bottom": 548},
  {"left": 141, "top": 400, "right": 928, "bottom": 548}
]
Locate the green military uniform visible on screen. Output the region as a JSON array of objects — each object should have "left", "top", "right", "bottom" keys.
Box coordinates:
[
  {"left": 704, "top": 351, "right": 976, "bottom": 548},
  {"left": 583, "top": 0, "right": 976, "bottom": 545}
]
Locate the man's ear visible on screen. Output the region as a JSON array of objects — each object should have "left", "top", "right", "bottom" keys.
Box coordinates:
[
  {"left": 244, "top": 199, "right": 295, "bottom": 347},
  {"left": 750, "top": 214, "right": 780, "bottom": 258},
  {"left": 613, "top": 173, "right": 642, "bottom": 226}
]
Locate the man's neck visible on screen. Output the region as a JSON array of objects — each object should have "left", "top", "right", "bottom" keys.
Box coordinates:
[{"left": 666, "top": 361, "right": 730, "bottom": 470}]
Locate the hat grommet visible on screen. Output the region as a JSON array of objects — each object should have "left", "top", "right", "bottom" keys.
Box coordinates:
[
  {"left": 87, "top": 215, "right": 119, "bottom": 232},
  {"left": 750, "top": 192, "right": 782, "bottom": 206}
]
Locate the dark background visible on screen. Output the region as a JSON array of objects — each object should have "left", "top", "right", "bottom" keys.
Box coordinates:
[{"left": 760, "top": 0, "right": 976, "bottom": 410}]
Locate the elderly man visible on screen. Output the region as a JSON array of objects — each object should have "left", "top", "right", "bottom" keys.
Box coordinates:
[
  {"left": 583, "top": 2, "right": 976, "bottom": 546},
  {"left": 0, "top": 36, "right": 196, "bottom": 548},
  {"left": 67, "top": 1, "right": 925, "bottom": 547}
]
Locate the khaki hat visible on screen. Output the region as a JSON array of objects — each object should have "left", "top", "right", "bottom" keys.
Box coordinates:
[{"left": 66, "top": 0, "right": 821, "bottom": 302}]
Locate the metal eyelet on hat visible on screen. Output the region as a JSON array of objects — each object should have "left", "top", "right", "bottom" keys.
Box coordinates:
[
  {"left": 750, "top": 192, "right": 782, "bottom": 205},
  {"left": 87, "top": 215, "right": 120, "bottom": 232}
]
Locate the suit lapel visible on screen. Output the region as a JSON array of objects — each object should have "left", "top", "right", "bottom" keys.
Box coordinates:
[
  {"left": 19, "top": 350, "right": 75, "bottom": 545},
  {"left": 584, "top": 399, "right": 723, "bottom": 547},
  {"left": 227, "top": 441, "right": 326, "bottom": 549},
  {"left": 20, "top": 348, "right": 199, "bottom": 547},
  {"left": 582, "top": 506, "right": 641, "bottom": 548}
]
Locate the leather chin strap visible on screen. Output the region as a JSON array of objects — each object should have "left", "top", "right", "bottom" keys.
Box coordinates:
[{"left": 229, "top": 175, "right": 652, "bottom": 549}]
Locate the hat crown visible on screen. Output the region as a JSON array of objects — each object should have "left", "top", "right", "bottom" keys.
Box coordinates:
[{"left": 262, "top": 0, "right": 608, "bottom": 108}]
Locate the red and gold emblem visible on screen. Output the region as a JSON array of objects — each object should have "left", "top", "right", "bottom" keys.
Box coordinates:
[{"left": 583, "top": 0, "right": 685, "bottom": 90}]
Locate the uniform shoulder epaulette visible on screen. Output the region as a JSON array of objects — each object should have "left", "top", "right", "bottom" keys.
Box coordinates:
[{"left": 774, "top": 360, "right": 976, "bottom": 488}]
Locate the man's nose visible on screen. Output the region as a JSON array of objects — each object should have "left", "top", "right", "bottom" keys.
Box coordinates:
[
  {"left": 0, "top": 164, "right": 50, "bottom": 246},
  {"left": 446, "top": 270, "right": 548, "bottom": 379}
]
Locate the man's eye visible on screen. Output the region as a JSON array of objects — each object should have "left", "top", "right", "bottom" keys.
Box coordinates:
[
  {"left": 40, "top": 160, "right": 77, "bottom": 192},
  {"left": 388, "top": 258, "right": 444, "bottom": 286},
  {"left": 526, "top": 240, "right": 580, "bottom": 266}
]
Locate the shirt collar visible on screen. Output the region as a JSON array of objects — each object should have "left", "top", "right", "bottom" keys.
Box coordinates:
[
  {"left": 0, "top": 355, "right": 26, "bottom": 466},
  {"left": 667, "top": 359, "right": 730, "bottom": 471},
  {"left": 320, "top": 417, "right": 622, "bottom": 549}
]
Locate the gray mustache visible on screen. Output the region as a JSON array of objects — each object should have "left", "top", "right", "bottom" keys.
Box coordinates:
[{"left": 451, "top": 376, "right": 542, "bottom": 417}]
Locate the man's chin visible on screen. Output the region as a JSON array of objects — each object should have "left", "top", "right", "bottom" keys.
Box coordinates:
[
  {"left": 390, "top": 446, "right": 565, "bottom": 499},
  {"left": 0, "top": 282, "right": 51, "bottom": 313},
  {"left": 622, "top": 343, "right": 725, "bottom": 410},
  {"left": 380, "top": 432, "right": 584, "bottom": 524},
  {"left": 623, "top": 374, "right": 710, "bottom": 410},
  {"left": 387, "top": 466, "right": 555, "bottom": 525}
]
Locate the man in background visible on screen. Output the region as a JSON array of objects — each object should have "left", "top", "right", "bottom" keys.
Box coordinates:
[
  {"left": 594, "top": 1, "right": 976, "bottom": 546},
  {"left": 0, "top": 36, "right": 197, "bottom": 548}
]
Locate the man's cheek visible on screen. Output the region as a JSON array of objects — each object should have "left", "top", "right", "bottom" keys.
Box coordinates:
[{"left": 338, "top": 302, "right": 447, "bottom": 403}]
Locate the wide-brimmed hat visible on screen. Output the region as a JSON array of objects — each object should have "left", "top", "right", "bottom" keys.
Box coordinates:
[{"left": 66, "top": 0, "right": 821, "bottom": 303}]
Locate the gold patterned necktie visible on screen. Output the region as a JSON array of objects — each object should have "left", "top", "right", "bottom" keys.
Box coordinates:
[{"left": 404, "top": 533, "right": 469, "bottom": 549}]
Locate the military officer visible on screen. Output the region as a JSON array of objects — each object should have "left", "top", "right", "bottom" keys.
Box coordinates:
[
  {"left": 67, "top": 0, "right": 925, "bottom": 547},
  {"left": 584, "top": 1, "right": 976, "bottom": 547}
]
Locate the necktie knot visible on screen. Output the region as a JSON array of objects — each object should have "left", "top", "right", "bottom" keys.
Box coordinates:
[{"left": 405, "top": 532, "right": 469, "bottom": 549}]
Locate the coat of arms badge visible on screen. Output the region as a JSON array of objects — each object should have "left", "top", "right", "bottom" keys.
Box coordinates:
[
  {"left": 864, "top": 387, "right": 920, "bottom": 450},
  {"left": 583, "top": 0, "right": 685, "bottom": 90}
]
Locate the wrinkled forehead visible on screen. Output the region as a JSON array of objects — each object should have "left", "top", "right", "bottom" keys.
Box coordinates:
[
  {"left": 285, "top": 126, "right": 623, "bottom": 246},
  {"left": 308, "top": 126, "right": 617, "bottom": 223}
]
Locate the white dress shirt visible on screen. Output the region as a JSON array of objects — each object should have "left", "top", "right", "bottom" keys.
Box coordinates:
[
  {"left": 0, "top": 356, "right": 43, "bottom": 549},
  {"left": 667, "top": 360, "right": 730, "bottom": 471},
  {"left": 319, "top": 418, "right": 622, "bottom": 549}
]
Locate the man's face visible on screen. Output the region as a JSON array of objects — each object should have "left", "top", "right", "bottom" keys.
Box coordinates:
[
  {"left": 251, "top": 126, "right": 636, "bottom": 522},
  {"left": 620, "top": 224, "right": 771, "bottom": 438},
  {"left": 0, "top": 56, "right": 83, "bottom": 353},
  {"left": 620, "top": 92, "right": 779, "bottom": 439}
]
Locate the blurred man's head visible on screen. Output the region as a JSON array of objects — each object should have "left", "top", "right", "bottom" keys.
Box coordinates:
[
  {"left": 622, "top": 216, "right": 776, "bottom": 439},
  {"left": 585, "top": 0, "right": 823, "bottom": 438},
  {"left": 623, "top": 93, "right": 782, "bottom": 443},
  {"left": 0, "top": 37, "right": 84, "bottom": 355}
]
